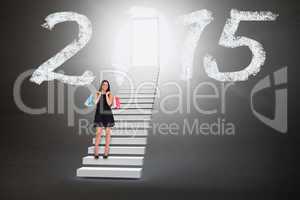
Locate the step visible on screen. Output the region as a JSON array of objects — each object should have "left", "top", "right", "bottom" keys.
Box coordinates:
[
  {"left": 118, "top": 94, "right": 156, "bottom": 98},
  {"left": 113, "top": 122, "right": 151, "bottom": 129},
  {"left": 88, "top": 146, "right": 146, "bottom": 155},
  {"left": 112, "top": 104, "right": 153, "bottom": 109},
  {"left": 76, "top": 167, "right": 142, "bottom": 178},
  {"left": 119, "top": 85, "right": 156, "bottom": 90},
  {"left": 120, "top": 98, "right": 155, "bottom": 103},
  {"left": 82, "top": 156, "right": 144, "bottom": 166},
  {"left": 117, "top": 90, "right": 156, "bottom": 94},
  {"left": 113, "top": 109, "right": 152, "bottom": 115},
  {"left": 114, "top": 115, "right": 151, "bottom": 121},
  {"left": 93, "top": 137, "right": 147, "bottom": 145},
  {"left": 98, "top": 129, "right": 149, "bottom": 136}
]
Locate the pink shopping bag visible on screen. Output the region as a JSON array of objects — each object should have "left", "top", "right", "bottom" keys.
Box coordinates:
[{"left": 113, "top": 96, "right": 121, "bottom": 109}]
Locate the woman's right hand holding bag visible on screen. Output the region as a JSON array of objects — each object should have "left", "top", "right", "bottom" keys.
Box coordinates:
[{"left": 95, "top": 91, "right": 101, "bottom": 104}]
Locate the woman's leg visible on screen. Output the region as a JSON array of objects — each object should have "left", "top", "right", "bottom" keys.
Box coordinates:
[
  {"left": 94, "top": 127, "right": 103, "bottom": 156},
  {"left": 104, "top": 127, "right": 111, "bottom": 156}
]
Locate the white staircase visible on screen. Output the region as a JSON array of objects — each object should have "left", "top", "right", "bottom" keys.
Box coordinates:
[{"left": 77, "top": 67, "right": 160, "bottom": 179}]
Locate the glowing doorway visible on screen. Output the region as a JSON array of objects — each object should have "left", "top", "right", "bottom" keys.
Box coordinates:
[{"left": 131, "top": 17, "right": 159, "bottom": 67}]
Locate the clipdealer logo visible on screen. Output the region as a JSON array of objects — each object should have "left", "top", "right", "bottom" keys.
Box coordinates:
[
  {"left": 250, "top": 67, "right": 288, "bottom": 133},
  {"left": 12, "top": 9, "right": 288, "bottom": 135}
]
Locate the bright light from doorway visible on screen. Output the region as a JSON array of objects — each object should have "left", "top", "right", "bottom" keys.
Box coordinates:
[
  {"left": 112, "top": 6, "right": 175, "bottom": 86},
  {"left": 131, "top": 18, "right": 159, "bottom": 67},
  {"left": 128, "top": 6, "right": 158, "bottom": 18}
]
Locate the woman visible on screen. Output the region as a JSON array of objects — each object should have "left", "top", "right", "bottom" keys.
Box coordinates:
[{"left": 93, "top": 80, "right": 115, "bottom": 159}]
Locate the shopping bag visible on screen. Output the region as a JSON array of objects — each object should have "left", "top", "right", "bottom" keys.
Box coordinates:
[
  {"left": 84, "top": 94, "right": 95, "bottom": 107},
  {"left": 113, "top": 96, "right": 121, "bottom": 109}
]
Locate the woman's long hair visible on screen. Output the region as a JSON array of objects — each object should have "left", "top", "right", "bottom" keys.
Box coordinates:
[{"left": 98, "top": 80, "right": 111, "bottom": 93}]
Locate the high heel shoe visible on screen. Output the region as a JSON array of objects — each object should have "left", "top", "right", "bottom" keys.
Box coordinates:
[
  {"left": 94, "top": 154, "right": 99, "bottom": 159},
  {"left": 103, "top": 153, "right": 109, "bottom": 159}
]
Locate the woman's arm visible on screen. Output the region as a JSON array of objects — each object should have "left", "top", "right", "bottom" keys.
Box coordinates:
[
  {"left": 95, "top": 91, "right": 101, "bottom": 104},
  {"left": 106, "top": 91, "right": 113, "bottom": 106}
]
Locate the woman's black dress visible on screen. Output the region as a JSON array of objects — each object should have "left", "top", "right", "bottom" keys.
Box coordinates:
[{"left": 93, "top": 93, "right": 115, "bottom": 128}]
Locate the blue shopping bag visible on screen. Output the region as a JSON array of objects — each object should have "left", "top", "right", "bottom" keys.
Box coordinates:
[{"left": 84, "top": 94, "right": 95, "bottom": 107}]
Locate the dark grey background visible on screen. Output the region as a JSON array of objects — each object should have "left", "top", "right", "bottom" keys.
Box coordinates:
[{"left": 1, "top": 0, "right": 299, "bottom": 199}]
